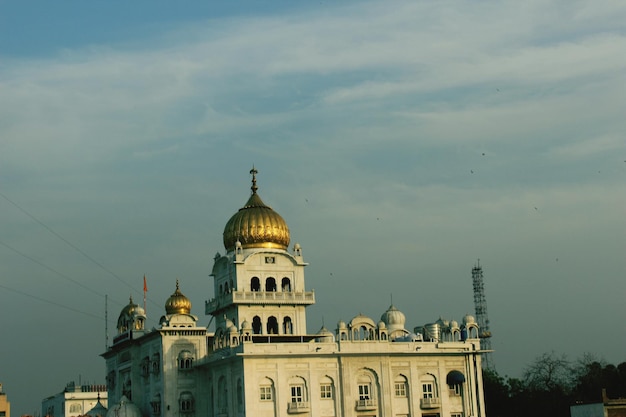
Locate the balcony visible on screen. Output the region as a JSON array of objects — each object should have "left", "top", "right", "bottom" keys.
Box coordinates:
[
  {"left": 287, "top": 401, "right": 310, "bottom": 413},
  {"left": 355, "top": 399, "right": 377, "bottom": 411},
  {"left": 420, "top": 397, "right": 441, "bottom": 409},
  {"left": 206, "top": 290, "right": 315, "bottom": 314}
]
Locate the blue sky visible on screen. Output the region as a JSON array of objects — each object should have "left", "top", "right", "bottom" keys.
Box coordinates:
[{"left": 1, "top": 1, "right": 626, "bottom": 415}]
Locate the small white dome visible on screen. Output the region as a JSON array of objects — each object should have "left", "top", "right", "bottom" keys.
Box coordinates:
[
  {"left": 106, "top": 396, "right": 141, "bottom": 417},
  {"left": 463, "top": 314, "right": 476, "bottom": 325},
  {"left": 381, "top": 305, "right": 406, "bottom": 331}
]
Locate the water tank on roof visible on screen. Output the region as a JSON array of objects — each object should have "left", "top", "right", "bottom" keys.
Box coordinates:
[{"left": 423, "top": 323, "right": 440, "bottom": 342}]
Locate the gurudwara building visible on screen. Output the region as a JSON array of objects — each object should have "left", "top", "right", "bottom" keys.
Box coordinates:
[{"left": 102, "top": 169, "right": 487, "bottom": 417}]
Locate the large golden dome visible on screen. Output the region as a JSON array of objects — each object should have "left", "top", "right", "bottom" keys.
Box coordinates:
[
  {"left": 165, "top": 280, "right": 191, "bottom": 315},
  {"left": 223, "top": 168, "right": 290, "bottom": 252}
]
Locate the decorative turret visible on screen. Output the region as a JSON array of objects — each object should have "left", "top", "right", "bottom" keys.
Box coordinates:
[{"left": 117, "top": 296, "right": 146, "bottom": 334}]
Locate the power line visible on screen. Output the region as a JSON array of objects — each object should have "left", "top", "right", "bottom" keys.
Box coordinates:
[
  {"left": 0, "top": 239, "right": 118, "bottom": 303},
  {"left": 0, "top": 190, "right": 162, "bottom": 311},
  {"left": 0, "top": 190, "right": 138, "bottom": 293},
  {"left": 0, "top": 282, "right": 104, "bottom": 321}
]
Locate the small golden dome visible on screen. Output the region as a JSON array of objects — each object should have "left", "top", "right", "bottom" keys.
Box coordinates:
[
  {"left": 223, "top": 167, "right": 290, "bottom": 252},
  {"left": 119, "top": 296, "right": 143, "bottom": 317},
  {"left": 165, "top": 280, "right": 191, "bottom": 315}
]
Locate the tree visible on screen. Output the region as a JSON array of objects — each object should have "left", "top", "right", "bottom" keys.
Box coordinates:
[{"left": 523, "top": 351, "right": 572, "bottom": 393}]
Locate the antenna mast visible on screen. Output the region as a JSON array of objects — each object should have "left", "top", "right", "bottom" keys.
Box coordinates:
[
  {"left": 472, "top": 259, "right": 494, "bottom": 370},
  {"left": 105, "top": 294, "right": 109, "bottom": 350}
]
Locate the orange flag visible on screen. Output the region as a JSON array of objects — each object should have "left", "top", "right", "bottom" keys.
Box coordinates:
[{"left": 143, "top": 275, "right": 148, "bottom": 292}]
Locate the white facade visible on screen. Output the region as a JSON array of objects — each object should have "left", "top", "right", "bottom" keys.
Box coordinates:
[
  {"left": 103, "top": 170, "right": 487, "bottom": 417},
  {"left": 41, "top": 382, "right": 107, "bottom": 417}
]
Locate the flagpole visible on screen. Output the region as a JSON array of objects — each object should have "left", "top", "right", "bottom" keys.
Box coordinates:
[{"left": 143, "top": 275, "right": 147, "bottom": 312}]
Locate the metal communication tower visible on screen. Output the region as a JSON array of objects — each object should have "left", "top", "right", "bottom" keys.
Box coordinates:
[{"left": 472, "top": 259, "right": 494, "bottom": 370}]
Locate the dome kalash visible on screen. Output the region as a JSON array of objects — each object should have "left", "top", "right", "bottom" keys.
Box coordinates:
[
  {"left": 164, "top": 279, "right": 192, "bottom": 315},
  {"left": 223, "top": 167, "right": 290, "bottom": 252}
]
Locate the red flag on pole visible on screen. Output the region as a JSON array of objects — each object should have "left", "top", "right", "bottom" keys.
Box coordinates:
[{"left": 143, "top": 275, "right": 147, "bottom": 312}]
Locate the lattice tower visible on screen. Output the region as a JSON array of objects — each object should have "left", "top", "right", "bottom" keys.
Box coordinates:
[{"left": 472, "top": 259, "right": 494, "bottom": 370}]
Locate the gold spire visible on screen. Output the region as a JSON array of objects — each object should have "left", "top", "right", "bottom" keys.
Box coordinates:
[
  {"left": 165, "top": 279, "right": 192, "bottom": 315},
  {"left": 223, "top": 168, "right": 290, "bottom": 251}
]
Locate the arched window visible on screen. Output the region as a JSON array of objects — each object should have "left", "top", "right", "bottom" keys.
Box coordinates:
[
  {"left": 252, "top": 316, "right": 262, "bottom": 334},
  {"left": 320, "top": 376, "right": 334, "bottom": 400},
  {"left": 288, "top": 376, "right": 309, "bottom": 409},
  {"left": 283, "top": 316, "right": 293, "bottom": 334},
  {"left": 179, "top": 391, "right": 194, "bottom": 413},
  {"left": 151, "top": 353, "right": 160, "bottom": 375},
  {"left": 237, "top": 378, "right": 244, "bottom": 412},
  {"left": 421, "top": 373, "right": 439, "bottom": 400},
  {"left": 251, "top": 277, "right": 260, "bottom": 292},
  {"left": 259, "top": 377, "right": 274, "bottom": 402},
  {"left": 218, "top": 376, "right": 228, "bottom": 411},
  {"left": 224, "top": 282, "right": 229, "bottom": 293},
  {"left": 355, "top": 370, "right": 378, "bottom": 410},
  {"left": 281, "top": 277, "right": 291, "bottom": 292},
  {"left": 141, "top": 356, "right": 150, "bottom": 377},
  {"left": 151, "top": 393, "right": 161, "bottom": 415},
  {"left": 266, "top": 277, "right": 277, "bottom": 292},
  {"left": 394, "top": 375, "right": 408, "bottom": 397},
  {"left": 178, "top": 350, "right": 194, "bottom": 370},
  {"left": 267, "top": 316, "right": 278, "bottom": 334}
]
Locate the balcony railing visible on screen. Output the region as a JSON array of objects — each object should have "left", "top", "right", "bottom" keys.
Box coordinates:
[
  {"left": 287, "top": 401, "right": 310, "bottom": 413},
  {"left": 355, "top": 399, "right": 377, "bottom": 411},
  {"left": 206, "top": 290, "right": 315, "bottom": 314},
  {"left": 420, "top": 397, "right": 441, "bottom": 409}
]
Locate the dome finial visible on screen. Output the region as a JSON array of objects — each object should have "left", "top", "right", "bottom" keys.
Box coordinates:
[{"left": 250, "top": 166, "right": 258, "bottom": 194}]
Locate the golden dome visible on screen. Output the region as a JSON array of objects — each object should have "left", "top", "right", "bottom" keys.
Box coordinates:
[
  {"left": 223, "top": 167, "right": 290, "bottom": 252},
  {"left": 165, "top": 280, "right": 191, "bottom": 315},
  {"left": 119, "top": 296, "right": 144, "bottom": 317}
]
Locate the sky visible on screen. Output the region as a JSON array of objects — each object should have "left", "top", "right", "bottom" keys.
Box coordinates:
[{"left": 1, "top": 0, "right": 625, "bottom": 415}]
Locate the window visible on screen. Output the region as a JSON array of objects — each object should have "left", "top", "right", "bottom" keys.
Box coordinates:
[
  {"left": 141, "top": 356, "right": 150, "bottom": 377},
  {"left": 251, "top": 277, "right": 260, "bottom": 292},
  {"left": 283, "top": 316, "right": 293, "bottom": 334},
  {"left": 266, "top": 277, "right": 277, "bottom": 292},
  {"left": 265, "top": 256, "right": 275, "bottom": 264},
  {"left": 178, "top": 350, "right": 193, "bottom": 370},
  {"left": 320, "top": 383, "right": 332, "bottom": 399},
  {"left": 281, "top": 277, "right": 291, "bottom": 292},
  {"left": 237, "top": 379, "right": 244, "bottom": 412},
  {"left": 180, "top": 399, "right": 193, "bottom": 412},
  {"left": 252, "top": 316, "right": 262, "bottom": 334},
  {"left": 267, "top": 316, "right": 278, "bottom": 334},
  {"left": 358, "top": 384, "right": 371, "bottom": 400},
  {"left": 260, "top": 385, "right": 272, "bottom": 401},
  {"left": 151, "top": 394, "right": 161, "bottom": 415},
  {"left": 291, "top": 385, "right": 304, "bottom": 403},
  {"left": 151, "top": 353, "right": 160, "bottom": 375},
  {"left": 451, "top": 413, "right": 464, "bottom": 417},
  {"left": 395, "top": 382, "right": 407, "bottom": 397},
  {"left": 450, "top": 383, "right": 462, "bottom": 396},
  {"left": 422, "top": 382, "right": 434, "bottom": 398},
  {"left": 69, "top": 404, "right": 82, "bottom": 413},
  {"left": 218, "top": 376, "right": 228, "bottom": 410},
  {"left": 395, "top": 375, "right": 408, "bottom": 397}
]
